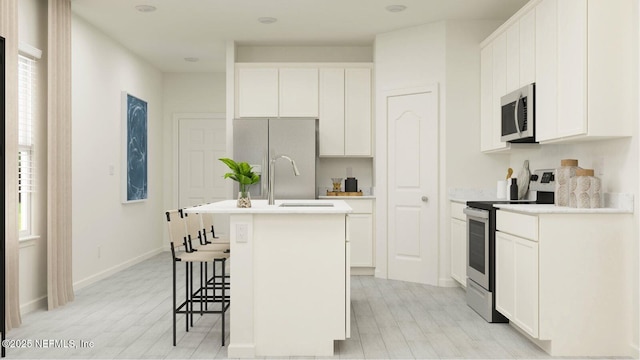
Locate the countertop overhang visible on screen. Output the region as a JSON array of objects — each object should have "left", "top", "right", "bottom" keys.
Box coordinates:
[
  {"left": 494, "top": 203, "right": 633, "bottom": 214},
  {"left": 184, "top": 199, "right": 353, "bottom": 214}
]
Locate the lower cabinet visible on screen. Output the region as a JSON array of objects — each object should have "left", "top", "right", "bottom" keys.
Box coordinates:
[
  {"left": 495, "top": 230, "right": 539, "bottom": 338},
  {"left": 495, "top": 209, "right": 633, "bottom": 356},
  {"left": 345, "top": 199, "right": 374, "bottom": 270},
  {"left": 449, "top": 202, "right": 467, "bottom": 286}
]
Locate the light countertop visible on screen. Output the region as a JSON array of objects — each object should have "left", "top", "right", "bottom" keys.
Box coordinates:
[
  {"left": 494, "top": 203, "right": 633, "bottom": 214},
  {"left": 318, "top": 195, "right": 376, "bottom": 200},
  {"left": 184, "top": 199, "right": 353, "bottom": 214}
]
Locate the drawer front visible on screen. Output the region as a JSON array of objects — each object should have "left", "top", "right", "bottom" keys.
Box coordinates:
[
  {"left": 496, "top": 210, "right": 538, "bottom": 241},
  {"left": 450, "top": 201, "right": 466, "bottom": 220},
  {"left": 344, "top": 199, "right": 373, "bottom": 214}
]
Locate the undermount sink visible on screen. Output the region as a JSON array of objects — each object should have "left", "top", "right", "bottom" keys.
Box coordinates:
[{"left": 278, "top": 203, "right": 334, "bottom": 207}]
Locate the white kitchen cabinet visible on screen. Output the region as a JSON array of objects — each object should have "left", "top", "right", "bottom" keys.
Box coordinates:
[
  {"left": 535, "top": 0, "right": 634, "bottom": 142},
  {"left": 319, "top": 67, "right": 372, "bottom": 157},
  {"left": 495, "top": 209, "right": 632, "bottom": 356},
  {"left": 480, "top": 37, "right": 510, "bottom": 153},
  {"left": 238, "top": 68, "right": 279, "bottom": 117},
  {"left": 279, "top": 68, "right": 318, "bottom": 117},
  {"left": 495, "top": 230, "right": 538, "bottom": 338},
  {"left": 319, "top": 68, "right": 345, "bottom": 156},
  {"left": 505, "top": 24, "right": 520, "bottom": 93},
  {"left": 519, "top": 10, "right": 536, "bottom": 86},
  {"left": 345, "top": 68, "right": 372, "bottom": 156},
  {"left": 345, "top": 199, "right": 374, "bottom": 270},
  {"left": 449, "top": 201, "right": 467, "bottom": 287}
]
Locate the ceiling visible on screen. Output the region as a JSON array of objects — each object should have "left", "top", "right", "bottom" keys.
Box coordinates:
[{"left": 71, "top": 0, "right": 528, "bottom": 73}]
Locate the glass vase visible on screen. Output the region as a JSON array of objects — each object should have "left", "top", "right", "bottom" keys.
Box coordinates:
[{"left": 237, "top": 191, "right": 251, "bottom": 208}]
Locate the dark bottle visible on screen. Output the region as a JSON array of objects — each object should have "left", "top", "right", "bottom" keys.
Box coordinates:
[{"left": 510, "top": 178, "right": 519, "bottom": 200}]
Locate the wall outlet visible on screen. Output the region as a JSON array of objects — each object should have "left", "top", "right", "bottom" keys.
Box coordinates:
[
  {"left": 108, "top": 165, "right": 114, "bottom": 176},
  {"left": 236, "top": 224, "right": 248, "bottom": 243}
]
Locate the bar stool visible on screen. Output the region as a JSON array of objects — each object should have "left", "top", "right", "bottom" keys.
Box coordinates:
[{"left": 165, "top": 209, "right": 230, "bottom": 346}]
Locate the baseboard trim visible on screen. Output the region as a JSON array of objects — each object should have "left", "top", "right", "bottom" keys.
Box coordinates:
[
  {"left": 630, "top": 343, "right": 639, "bottom": 358},
  {"left": 227, "top": 343, "right": 255, "bottom": 358},
  {"left": 351, "top": 267, "right": 375, "bottom": 276},
  {"left": 438, "top": 277, "right": 459, "bottom": 287},
  {"left": 20, "top": 295, "right": 47, "bottom": 315},
  {"left": 73, "top": 248, "right": 164, "bottom": 291}
]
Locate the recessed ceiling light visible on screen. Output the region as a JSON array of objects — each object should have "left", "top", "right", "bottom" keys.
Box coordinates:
[
  {"left": 135, "top": 5, "right": 157, "bottom": 13},
  {"left": 184, "top": 57, "right": 199, "bottom": 62},
  {"left": 258, "top": 17, "right": 278, "bottom": 24},
  {"left": 385, "top": 5, "right": 407, "bottom": 12}
]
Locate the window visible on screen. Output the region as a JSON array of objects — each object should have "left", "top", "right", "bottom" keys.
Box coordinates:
[{"left": 18, "top": 54, "right": 37, "bottom": 238}]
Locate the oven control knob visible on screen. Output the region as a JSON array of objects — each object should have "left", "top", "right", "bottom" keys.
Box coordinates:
[{"left": 421, "top": 196, "right": 429, "bottom": 202}]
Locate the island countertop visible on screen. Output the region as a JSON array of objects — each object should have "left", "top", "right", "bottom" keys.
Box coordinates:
[{"left": 184, "top": 199, "right": 353, "bottom": 214}]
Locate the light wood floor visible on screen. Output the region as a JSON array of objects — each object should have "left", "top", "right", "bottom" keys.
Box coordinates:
[{"left": 5, "top": 252, "right": 554, "bottom": 359}]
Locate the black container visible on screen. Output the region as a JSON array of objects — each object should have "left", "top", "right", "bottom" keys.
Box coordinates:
[
  {"left": 510, "top": 178, "right": 518, "bottom": 200},
  {"left": 345, "top": 177, "right": 358, "bottom": 192}
]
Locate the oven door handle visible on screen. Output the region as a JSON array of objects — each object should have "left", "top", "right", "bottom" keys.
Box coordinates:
[{"left": 463, "top": 207, "right": 489, "bottom": 219}]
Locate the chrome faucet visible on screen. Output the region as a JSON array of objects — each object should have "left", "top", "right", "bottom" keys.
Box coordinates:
[{"left": 268, "top": 155, "right": 300, "bottom": 205}]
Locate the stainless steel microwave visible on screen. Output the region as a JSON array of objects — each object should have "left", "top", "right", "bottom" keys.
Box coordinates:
[{"left": 501, "top": 83, "right": 536, "bottom": 143}]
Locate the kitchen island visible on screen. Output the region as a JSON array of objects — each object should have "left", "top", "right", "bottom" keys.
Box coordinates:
[{"left": 184, "top": 199, "right": 352, "bottom": 358}]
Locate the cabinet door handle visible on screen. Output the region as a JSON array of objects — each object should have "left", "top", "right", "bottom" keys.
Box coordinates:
[{"left": 421, "top": 196, "right": 429, "bottom": 202}]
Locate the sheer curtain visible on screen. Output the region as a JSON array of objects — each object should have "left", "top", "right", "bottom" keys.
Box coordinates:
[
  {"left": 1, "top": 0, "right": 22, "bottom": 330},
  {"left": 47, "top": 0, "right": 74, "bottom": 309}
]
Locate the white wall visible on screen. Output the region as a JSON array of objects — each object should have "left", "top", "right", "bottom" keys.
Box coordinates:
[
  {"left": 162, "top": 72, "right": 226, "bottom": 246},
  {"left": 17, "top": 0, "right": 48, "bottom": 313},
  {"left": 236, "top": 45, "right": 373, "bottom": 63},
  {"left": 374, "top": 20, "right": 506, "bottom": 284},
  {"left": 71, "top": 15, "right": 165, "bottom": 289}
]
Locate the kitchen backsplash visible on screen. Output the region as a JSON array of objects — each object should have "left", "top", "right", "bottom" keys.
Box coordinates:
[
  {"left": 508, "top": 138, "right": 635, "bottom": 197},
  {"left": 317, "top": 157, "right": 373, "bottom": 194}
]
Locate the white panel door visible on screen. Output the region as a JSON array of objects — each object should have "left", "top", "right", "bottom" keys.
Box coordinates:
[
  {"left": 386, "top": 89, "right": 438, "bottom": 285},
  {"left": 178, "top": 117, "right": 228, "bottom": 234}
]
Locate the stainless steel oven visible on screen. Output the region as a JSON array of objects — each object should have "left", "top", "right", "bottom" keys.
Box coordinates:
[
  {"left": 463, "top": 207, "right": 489, "bottom": 289},
  {"left": 463, "top": 204, "right": 507, "bottom": 323}
]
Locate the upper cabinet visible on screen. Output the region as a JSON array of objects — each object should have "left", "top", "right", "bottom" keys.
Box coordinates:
[
  {"left": 279, "top": 68, "right": 319, "bottom": 117},
  {"left": 238, "top": 68, "right": 279, "bottom": 117},
  {"left": 536, "top": 0, "right": 634, "bottom": 142},
  {"left": 480, "top": 0, "right": 634, "bottom": 150},
  {"left": 319, "top": 66, "right": 373, "bottom": 157},
  {"left": 236, "top": 65, "right": 319, "bottom": 118}
]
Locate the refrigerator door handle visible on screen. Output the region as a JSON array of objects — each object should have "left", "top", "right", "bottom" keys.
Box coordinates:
[{"left": 262, "top": 150, "right": 268, "bottom": 198}]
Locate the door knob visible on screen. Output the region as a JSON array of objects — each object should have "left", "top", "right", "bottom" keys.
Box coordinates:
[{"left": 421, "top": 196, "right": 428, "bottom": 202}]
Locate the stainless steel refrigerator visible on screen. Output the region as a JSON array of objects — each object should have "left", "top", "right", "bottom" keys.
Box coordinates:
[{"left": 233, "top": 118, "right": 317, "bottom": 200}]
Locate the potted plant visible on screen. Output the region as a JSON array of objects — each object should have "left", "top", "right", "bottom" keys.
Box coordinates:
[{"left": 219, "top": 158, "right": 260, "bottom": 208}]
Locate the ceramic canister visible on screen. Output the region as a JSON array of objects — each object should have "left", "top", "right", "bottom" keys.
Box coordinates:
[
  {"left": 570, "top": 168, "right": 601, "bottom": 209},
  {"left": 555, "top": 159, "right": 580, "bottom": 207}
]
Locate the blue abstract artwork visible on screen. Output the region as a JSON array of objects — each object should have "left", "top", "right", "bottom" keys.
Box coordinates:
[{"left": 124, "top": 93, "right": 147, "bottom": 202}]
